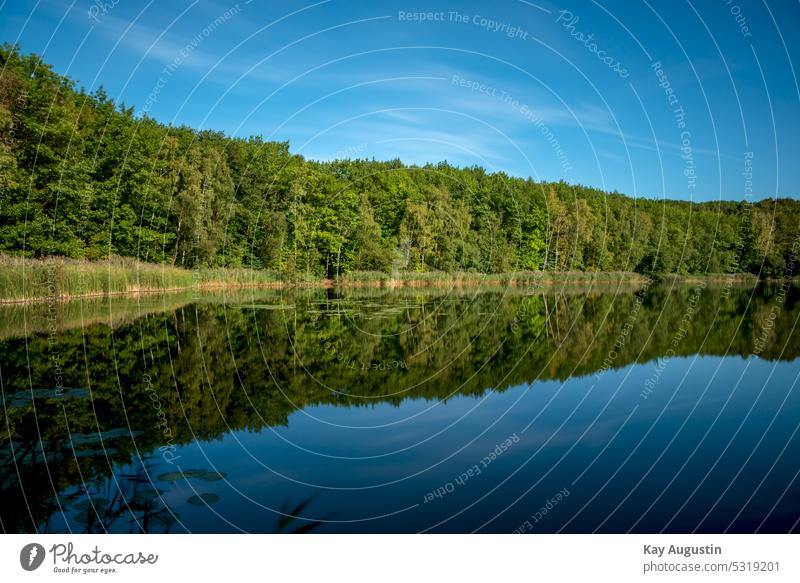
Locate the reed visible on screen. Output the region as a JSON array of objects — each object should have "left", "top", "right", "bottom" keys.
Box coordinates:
[
  {"left": 2, "top": 253, "right": 775, "bottom": 303},
  {"left": 0, "top": 255, "right": 282, "bottom": 303},
  {"left": 336, "top": 270, "right": 650, "bottom": 288}
]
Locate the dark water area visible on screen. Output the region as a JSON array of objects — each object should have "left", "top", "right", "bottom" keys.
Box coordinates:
[{"left": 1, "top": 283, "right": 799, "bottom": 533}]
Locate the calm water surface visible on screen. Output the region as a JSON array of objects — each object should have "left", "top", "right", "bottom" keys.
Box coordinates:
[{"left": 1, "top": 283, "right": 799, "bottom": 533}]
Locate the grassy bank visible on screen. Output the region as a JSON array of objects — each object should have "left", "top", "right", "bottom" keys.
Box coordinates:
[
  {"left": 652, "top": 273, "right": 759, "bottom": 286},
  {"left": 335, "top": 270, "right": 650, "bottom": 288},
  {"left": 0, "top": 255, "right": 282, "bottom": 303},
  {"left": 0, "top": 255, "right": 785, "bottom": 303}
]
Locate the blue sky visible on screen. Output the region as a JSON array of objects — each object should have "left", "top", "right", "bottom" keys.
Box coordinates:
[{"left": 2, "top": 0, "right": 799, "bottom": 201}]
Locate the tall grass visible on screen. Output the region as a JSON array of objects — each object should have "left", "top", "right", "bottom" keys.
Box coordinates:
[
  {"left": 652, "top": 272, "right": 760, "bottom": 286},
  {"left": 335, "top": 271, "right": 392, "bottom": 285},
  {"left": 0, "top": 255, "right": 282, "bottom": 303},
  {"left": 336, "top": 270, "right": 650, "bottom": 288},
  {"left": 194, "top": 266, "right": 283, "bottom": 286},
  {"left": 4, "top": 254, "right": 768, "bottom": 303}
]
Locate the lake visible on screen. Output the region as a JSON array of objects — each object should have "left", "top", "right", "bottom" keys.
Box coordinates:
[{"left": 1, "top": 281, "right": 799, "bottom": 533}]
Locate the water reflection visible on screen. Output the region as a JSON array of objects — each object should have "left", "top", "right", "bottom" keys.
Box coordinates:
[{"left": 1, "top": 283, "right": 798, "bottom": 532}]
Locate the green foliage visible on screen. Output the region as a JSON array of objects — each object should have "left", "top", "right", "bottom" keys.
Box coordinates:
[
  {"left": 1, "top": 46, "right": 799, "bottom": 280},
  {"left": 0, "top": 254, "right": 281, "bottom": 302}
]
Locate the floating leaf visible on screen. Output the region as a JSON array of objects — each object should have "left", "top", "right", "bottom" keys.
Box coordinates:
[
  {"left": 157, "top": 472, "right": 184, "bottom": 482},
  {"left": 187, "top": 493, "right": 219, "bottom": 506},
  {"left": 198, "top": 471, "right": 227, "bottom": 482},
  {"left": 182, "top": 469, "right": 208, "bottom": 478}
]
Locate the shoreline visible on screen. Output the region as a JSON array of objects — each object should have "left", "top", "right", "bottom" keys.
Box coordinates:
[
  {"left": 0, "top": 271, "right": 782, "bottom": 341},
  {"left": 0, "top": 267, "right": 771, "bottom": 306},
  {"left": 0, "top": 276, "right": 642, "bottom": 305}
]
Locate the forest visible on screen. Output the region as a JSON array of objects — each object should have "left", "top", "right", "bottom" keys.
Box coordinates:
[{"left": 1, "top": 45, "right": 799, "bottom": 279}]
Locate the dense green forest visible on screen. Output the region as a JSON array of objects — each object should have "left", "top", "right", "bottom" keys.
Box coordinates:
[{"left": 1, "top": 45, "right": 798, "bottom": 278}]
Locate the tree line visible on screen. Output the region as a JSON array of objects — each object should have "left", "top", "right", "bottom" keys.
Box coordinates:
[{"left": 1, "top": 45, "right": 798, "bottom": 278}]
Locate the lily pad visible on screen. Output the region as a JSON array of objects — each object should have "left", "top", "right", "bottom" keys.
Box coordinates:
[
  {"left": 198, "top": 471, "right": 227, "bottom": 482},
  {"left": 157, "top": 471, "right": 185, "bottom": 482},
  {"left": 187, "top": 493, "right": 219, "bottom": 506},
  {"left": 182, "top": 469, "right": 208, "bottom": 478}
]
